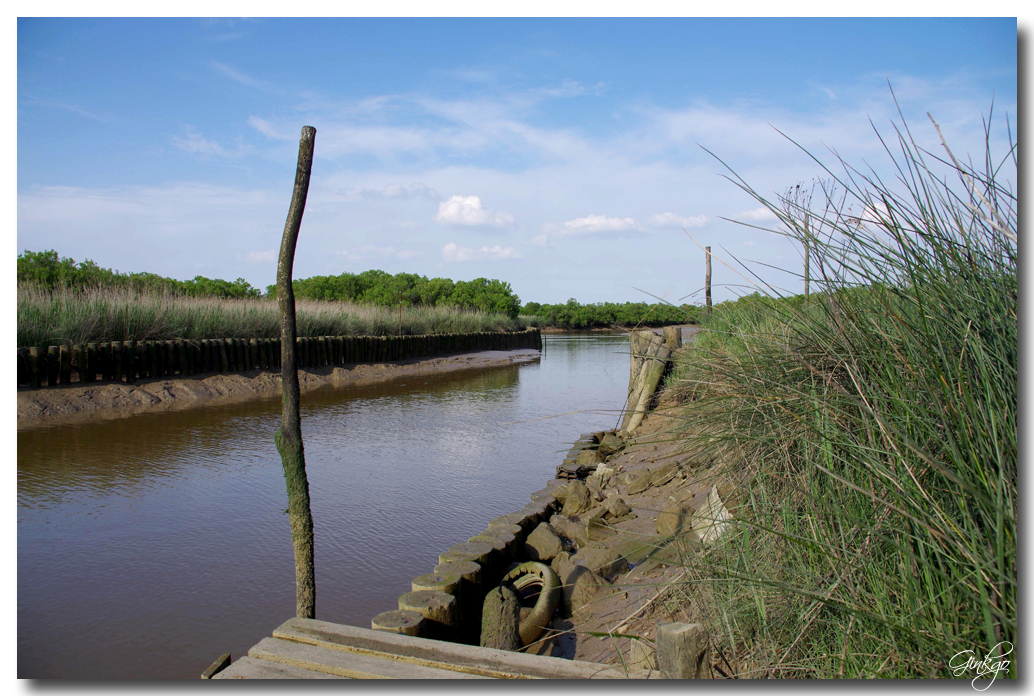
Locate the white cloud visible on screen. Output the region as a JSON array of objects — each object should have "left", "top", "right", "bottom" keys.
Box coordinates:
[
  {"left": 530, "top": 234, "right": 548, "bottom": 246},
  {"left": 646, "top": 212, "right": 708, "bottom": 229},
  {"left": 434, "top": 195, "right": 513, "bottom": 226},
  {"left": 559, "top": 214, "right": 638, "bottom": 235},
  {"left": 734, "top": 207, "right": 778, "bottom": 222},
  {"left": 341, "top": 246, "right": 419, "bottom": 261},
  {"left": 441, "top": 242, "right": 519, "bottom": 262},
  {"left": 246, "top": 249, "right": 277, "bottom": 262}
]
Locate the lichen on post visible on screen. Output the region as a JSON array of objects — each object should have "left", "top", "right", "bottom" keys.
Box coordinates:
[{"left": 275, "top": 125, "right": 317, "bottom": 620}]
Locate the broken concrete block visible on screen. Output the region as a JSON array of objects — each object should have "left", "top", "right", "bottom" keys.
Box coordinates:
[{"left": 692, "top": 485, "right": 732, "bottom": 544}]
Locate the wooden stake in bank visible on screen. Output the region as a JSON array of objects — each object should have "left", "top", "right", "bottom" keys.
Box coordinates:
[
  {"left": 705, "top": 246, "right": 712, "bottom": 315},
  {"left": 275, "top": 125, "right": 317, "bottom": 619}
]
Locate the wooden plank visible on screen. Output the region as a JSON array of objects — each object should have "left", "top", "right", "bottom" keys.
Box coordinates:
[
  {"left": 213, "top": 655, "right": 348, "bottom": 680},
  {"left": 249, "top": 636, "right": 491, "bottom": 680},
  {"left": 273, "top": 618, "right": 644, "bottom": 679}
]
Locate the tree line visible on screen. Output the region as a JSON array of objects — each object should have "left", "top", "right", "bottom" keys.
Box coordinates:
[
  {"left": 18, "top": 249, "right": 263, "bottom": 299},
  {"left": 521, "top": 299, "right": 698, "bottom": 329},
  {"left": 17, "top": 250, "right": 522, "bottom": 318},
  {"left": 280, "top": 270, "right": 521, "bottom": 319}
]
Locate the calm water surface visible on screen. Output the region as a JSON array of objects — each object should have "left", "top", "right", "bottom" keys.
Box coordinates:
[{"left": 18, "top": 333, "right": 633, "bottom": 678}]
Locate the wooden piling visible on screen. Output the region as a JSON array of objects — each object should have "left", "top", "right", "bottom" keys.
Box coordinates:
[
  {"left": 85, "top": 343, "right": 98, "bottom": 383},
  {"left": 398, "top": 591, "right": 458, "bottom": 643},
  {"left": 236, "top": 339, "right": 247, "bottom": 372},
  {"left": 71, "top": 344, "right": 85, "bottom": 383},
  {"left": 57, "top": 345, "right": 71, "bottom": 385},
  {"left": 110, "top": 343, "right": 123, "bottom": 383},
  {"left": 371, "top": 610, "right": 427, "bottom": 638},
  {"left": 28, "top": 347, "right": 41, "bottom": 388},
  {"left": 705, "top": 246, "right": 712, "bottom": 315}
]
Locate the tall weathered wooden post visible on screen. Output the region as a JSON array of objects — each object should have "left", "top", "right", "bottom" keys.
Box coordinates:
[
  {"left": 803, "top": 211, "right": 811, "bottom": 299},
  {"left": 275, "top": 125, "right": 317, "bottom": 619},
  {"left": 705, "top": 246, "right": 712, "bottom": 315}
]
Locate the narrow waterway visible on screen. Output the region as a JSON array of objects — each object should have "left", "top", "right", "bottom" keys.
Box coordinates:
[{"left": 18, "top": 332, "right": 633, "bottom": 679}]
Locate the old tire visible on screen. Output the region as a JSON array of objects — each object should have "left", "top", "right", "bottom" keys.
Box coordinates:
[{"left": 501, "top": 561, "right": 562, "bottom": 646}]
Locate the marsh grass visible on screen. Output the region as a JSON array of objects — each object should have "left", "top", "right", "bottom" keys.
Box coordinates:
[
  {"left": 661, "top": 107, "right": 1016, "bottom": 678},
  {"left": 17, "top": 285, "right": 525, "bottom": 351}
]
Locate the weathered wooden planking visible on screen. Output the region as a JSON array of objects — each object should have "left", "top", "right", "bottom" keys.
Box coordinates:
[
  {"left": 214, "top": 655, "right": 349, "bottom": 679},
  {"left": 273, "top": 617, "right": 648, "bottom": 679},
  {"left": 249, "top": 636, "right": 491, "bottom": 679}
]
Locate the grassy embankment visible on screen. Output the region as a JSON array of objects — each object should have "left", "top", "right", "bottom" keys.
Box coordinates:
[
  {"left": 17, "top": 285, "right": 525, "bottom": 353},
  {"left": 652, "top": 112, "right": 1015, "bottom": 678}
]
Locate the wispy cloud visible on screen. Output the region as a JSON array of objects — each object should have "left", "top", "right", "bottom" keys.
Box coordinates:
[
  {"left": 246, "top": 249, "right": 277, "bottom": 262},
  {"left": 733, "top": 207, "right": 778, "bottom": 222},
  {"left": 210, "top": 61, "right": 276, "bottom": 93},
  {"left": 360, "top": 183, "right": 440, "bottom": 202},
  {"left": 558, "top": 214, "right": 638, "bottom": 236},
  {"left": 434, "top": 195, "right": 513, "bottom": 226},
  {"left": 171, "top": 126, "right": 247, "bottom": 159},
  {"left": 646, "top": 212, "right": 708, "bottom": 229},
  {"left": 341, "top": 245, "right": 420, "bottom": 261},
  {"left": 21, "top": 94, "right": 113, "bottom": 124},
  {"left": 441, "top": 242, "right": 519, "bottom": 262},
  {"left": 246, "top": 116, "right": 290, "bottom": 140}
]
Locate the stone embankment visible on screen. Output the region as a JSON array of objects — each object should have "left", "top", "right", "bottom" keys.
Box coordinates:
[{"left": 372, "top": 326, "right": 729, "bottom": 677}]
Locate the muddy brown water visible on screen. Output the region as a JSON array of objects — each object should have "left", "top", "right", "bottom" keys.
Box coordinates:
[{"left": 18, "top": 332, "right": 640, "bottom": 679}]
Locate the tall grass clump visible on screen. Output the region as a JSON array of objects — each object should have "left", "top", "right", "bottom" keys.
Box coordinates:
[
  {"left": 667, "top": 108, "right": 1015, "bottom": 678},
  {"left": 17, "top": 285, "right": 524, "bottom": 351}
]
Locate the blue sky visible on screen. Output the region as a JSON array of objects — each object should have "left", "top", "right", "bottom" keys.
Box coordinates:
[{"left": 16, "top": 17, "right": 1018, "bottom": 306}]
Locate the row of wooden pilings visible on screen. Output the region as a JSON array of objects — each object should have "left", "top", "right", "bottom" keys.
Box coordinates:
[
  {"left": 16, "top": 328, "right": 542, "bottom": 390},
  {"left": 620, "top": 326, "right": 683, "bottom": 434},
  {"left": 370, "top": 489, "right": 558, "bottom": 645}
]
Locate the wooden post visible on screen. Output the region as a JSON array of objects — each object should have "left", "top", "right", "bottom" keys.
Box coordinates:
[
  {"left": 72, "top": 344, "right": 85, "bottom": 383},
  {"left": 17, "top": 348, "right": 28, "bottom": 387},
  {"left": 86, "top": 343, "right": 98, "bottom": 383},
  {"left": 177, "top": 340, "right": 188, "bottom": 376},
  {"left": 110, "top": 343, "right": 122, "bottom": 384},
  {"left": 275, "top": 125, "right": 317, "bottom": 620},
  {"left": 28, "top": 347, "right": 41, "bottom": 389},
  {"left": 705, "top": 246, "right": 712, "bottom": 315},
  {"left": 100, "top": 342, "right": 113, "bottom": 381},
  {"left": 656, "top": 622, "right": 710, "bottom": 679},
  {"left": 803, "top": 211, "right": 811, "bottom": 299},
  {"left": 58, "top": 345, "right": 71, "bottom": 385}
]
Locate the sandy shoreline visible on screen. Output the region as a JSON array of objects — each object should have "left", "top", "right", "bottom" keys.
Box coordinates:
[{"left": 17, "top": 348, "right": 540, "bottom": 430}]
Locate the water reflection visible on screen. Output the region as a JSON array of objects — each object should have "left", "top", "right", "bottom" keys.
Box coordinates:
[{"left": 18, "top": 333, "right": 630, "bottom": 678}]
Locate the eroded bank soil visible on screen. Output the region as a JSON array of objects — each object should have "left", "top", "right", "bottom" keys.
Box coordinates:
[{"left": 17, "top": 349, "right": 540, "bottom": 430}]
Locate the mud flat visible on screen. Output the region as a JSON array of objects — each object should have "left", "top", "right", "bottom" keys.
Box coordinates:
[{"left": 17, "top": 349, "right": 539, "bottom": 430}]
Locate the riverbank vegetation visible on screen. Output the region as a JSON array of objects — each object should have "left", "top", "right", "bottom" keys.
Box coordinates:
[
  {"left": 661, "top": 112, "right": 1015, "bottom": 678},
  {"left": 17, "top": 285, "right": 524, "bottom": 351},
  {"left": 17, "top": 249, "right": 265, "bottom": 299},
  {"left": 521, "top": 299, "right": 697, "bottom": 330},
  {"left": 286, "top": 270, "right": 521, "bottom": 319}
]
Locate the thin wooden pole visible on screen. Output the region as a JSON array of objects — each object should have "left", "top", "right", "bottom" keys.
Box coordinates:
[
  {"left": 803, "top": 211, "right": 811, "bottom": 299},
  {"left": 705, "top": 246, "right": 712, "bottom": 315},
  {"left": 275, "top": 125, "right": 317, "bottom": 620}
]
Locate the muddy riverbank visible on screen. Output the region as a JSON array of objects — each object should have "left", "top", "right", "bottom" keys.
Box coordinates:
[{"left": 17, "top": 348, "right": 539, "bottom": 430}]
